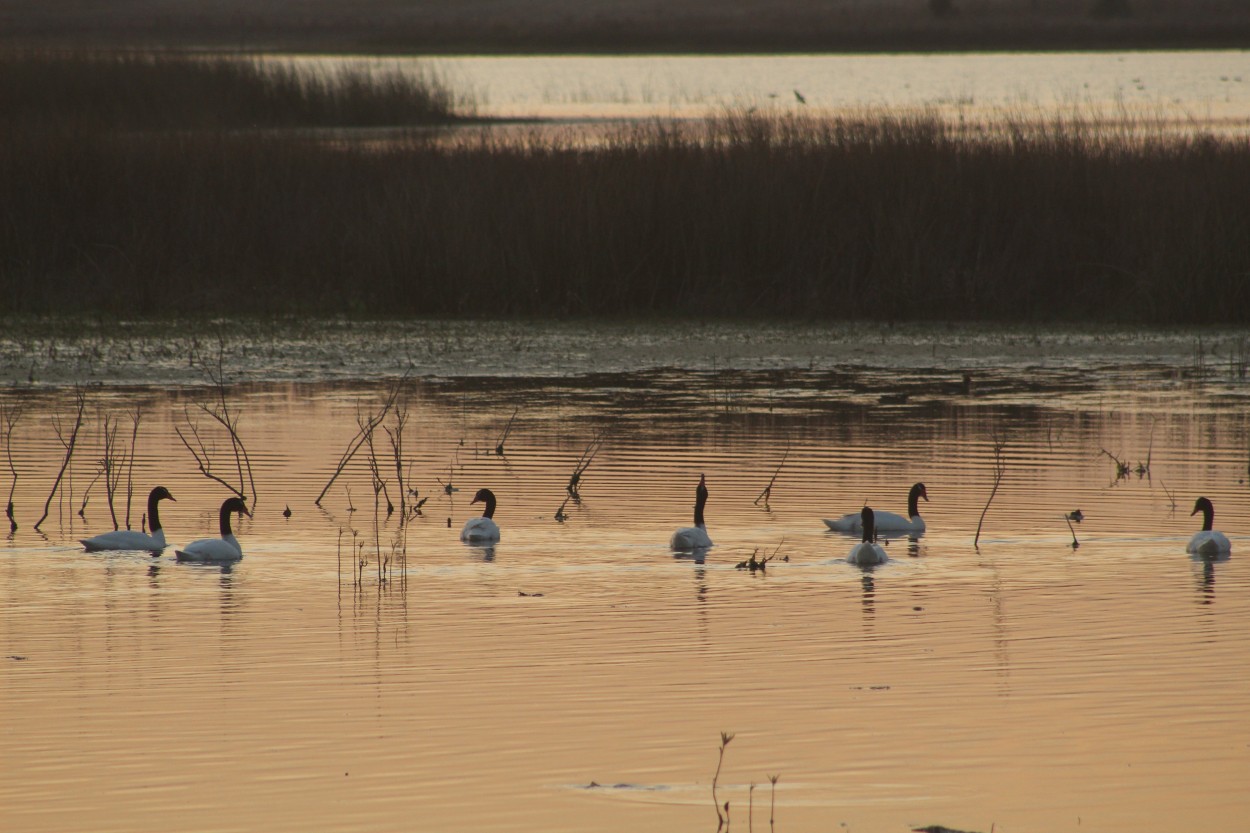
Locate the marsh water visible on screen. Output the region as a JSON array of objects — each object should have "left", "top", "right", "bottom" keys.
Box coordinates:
[
  {"left": 1, "top": 321, "right": 1248, "bottom": 833},
  {"left": 295, "top": 50, "right": 1250, "bottom": 126}
]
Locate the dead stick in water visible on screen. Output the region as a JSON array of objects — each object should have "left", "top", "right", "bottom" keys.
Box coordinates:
[
  {"left": 315, "top": 383, "right": 400, "bottom": 506},
  {"left": 35, "top": 387, "right": 86, "bottom": 532},
  {"left": 754, "top": 443, "right": 789, "bottom": 506},
  {"left": 973, "top": 432, "right": 1007, "bottom": 548},
  {"left": 3, "top": 405, "right": 22, "bottom": 531}
]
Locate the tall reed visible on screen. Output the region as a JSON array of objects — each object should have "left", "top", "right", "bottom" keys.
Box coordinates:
[
  {"left": 0, "top": 49, "right": 467, "bottom": 131},
  {"left": 2, "top": 90, "right": 1248, "bottom": 322}
]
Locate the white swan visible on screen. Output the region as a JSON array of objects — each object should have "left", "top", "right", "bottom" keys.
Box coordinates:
[
  {"left": 461, "top": 488, "right": 501, "bottom": 542},
  {"left": 80, "top": 486, "right": 175, "bottom": 552},
  {"left": 825, "top": 482, "right": 927, "bottom": 533},
  {"left": 846, "top": 506, "right": 888, "bottom": 565},
  {"left": 1187, "top": 497, "right": 1231, "bottom": 557},
  {"left": 671, "top": 474, "right": 713, "bottom": 550},
  {"left": 175, "top": 497, "right": 250, "bottom": 563}
]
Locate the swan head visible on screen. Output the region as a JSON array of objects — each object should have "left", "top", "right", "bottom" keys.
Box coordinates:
[
  {"left": 150, "top": 486, "right": 176, "bottom": 504},
  {"left": 222, "top": 497, "right": 251, "bottom": 518},
  {"left": 860, "top": 506, "right": 876, "bottom": 543},
  {"left": 470, "top": 488, "right": 498, "bottom": 519},
  {"left": 912, "top": 483, "right": 928, "bottom": 503},
  {"left": 1191, "top": 497, "right": 1215, "bottom": 531}
]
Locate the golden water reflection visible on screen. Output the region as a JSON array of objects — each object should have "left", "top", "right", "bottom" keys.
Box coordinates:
[{"left": 1, "top": 368, "right": 1248, "bottom": 833}]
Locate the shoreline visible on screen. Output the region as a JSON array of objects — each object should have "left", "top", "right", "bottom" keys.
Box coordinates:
[{"left": 2, "top": 318, "right": 1245, "bottom": 388}]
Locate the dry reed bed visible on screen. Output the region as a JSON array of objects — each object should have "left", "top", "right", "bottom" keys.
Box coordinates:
[
  {"left": 0, "top": 50, "right": 465, "bottom": 130},
  {"left": 1, "top": 51, "right": 1247, "bottom": 322}
]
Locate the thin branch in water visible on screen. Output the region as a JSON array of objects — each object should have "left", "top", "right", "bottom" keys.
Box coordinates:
[
  {"left": 754, "top": 442, "right": 790, "bottom": 506},
  {"left": 713, "top": 731, "right": 735, "bottom": 833},
  {"left": 315, "top": 382, "right": 401, "bottom": 506},
  {"left": 495, "top": 406, "right": 519, "bottom": 456},
  {"left": 973, "top": 432, "right": 1007, "bottom": 548},
  {"left": 768, "top": 774, "right": 780, "bottom": 833},
  {"left": 566, "top": 431, "right": 606, "bottom": 499},
  {"left": 124, "top": 406, "right": 142, "bottom": 530},
  {"left": 2, "top": 404, "right": 21, "bottom": 532},
  {"left": 385, "top": 405, "right": 410, "bottom": 517},
  {"left": 35, "top": 388, "right": 87, "bottom": 532}
]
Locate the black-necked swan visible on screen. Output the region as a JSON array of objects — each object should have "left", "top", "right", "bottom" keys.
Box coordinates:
[
  {"left": 80, "top": 486, "right": 175, "bottom": 552},
  {"left": 1188, "top": 497, "right": 1231, "bottom": 557},
  {"left": 175, "top": 497, "right": 250, "bottom": 563},
  {"left": 825, "top": 482, "right": 927, "bottom": 533},
  {"left": 670, "top": 474, "right": 713, "bottom": 550},
  {"left": 846, "top": 506, "right": 888, "bottom": 565},
  {"left": 461, "top": 488, "right": 501, "bottom": 542}
]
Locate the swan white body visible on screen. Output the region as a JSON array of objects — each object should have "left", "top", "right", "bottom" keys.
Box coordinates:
[
  {"left": 81, "top": 487, "right": 175, "bottom": 552},
  {"left": 1187, "top": 497, "right": 1231, "bottom": 557},
  {"left": 825, "top": 482, "right": 927, "bottom": 534},
  {"left": 846, "top": 506, "right": 888, "bottom": 565},
  {"left": 671, "top": 474, "right": 713, "bottom": 550},
  {"left": 176, "top": 497, "right": 249, "bottom": 563},
  {"left": 462, "top": 488, "right": 501, "bottom": 542},
  {"left": 1188, "top": 530, "right": 1231, "bottom": 557},
  {"left": 671, "top": 525, "right": 713, "bottom": 549}
]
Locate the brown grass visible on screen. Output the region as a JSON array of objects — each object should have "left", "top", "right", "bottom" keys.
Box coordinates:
[{"left": 1, "top": 51, "right": 1248, "bottom": 323}]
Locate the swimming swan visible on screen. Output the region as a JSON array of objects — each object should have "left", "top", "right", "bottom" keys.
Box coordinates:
[
  {"left": 670, "top": 474, "right": 713, "bottom": 550},
  {"left": 175, "top": 497, "right": 250, "bottom": 563},
  {"left": 80, "top": 486, "right": 175, "bottom": 552},
  {"left": 846, "top": 507, "right": 888, "bottom": 566},
  {"left": 825, "top": 482, "right": 927, "bottom": 534},
  {"left": 461, "top": 488, "right": 501, "bottom": 542},
  {"left": 1187, "top": 497, "right": 1231, "bottom": 557}
]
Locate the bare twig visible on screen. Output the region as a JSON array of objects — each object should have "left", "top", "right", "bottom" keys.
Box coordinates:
[
  {"left": 974, "top": 432, "right": 1007, "bottom": 548},
  {"left": 176, "top": 340, "right": 256, "bottom": 503},
  {"left": 35, "top": 387, "right": 86, "bottom": 531},
  {"left": 713, "top": 731, "right": 735, "bottom": 833},
  {"left": 2, "top": 405, "right": 21, "bottom": 532},
  {"left": 385, "top": 406, "right": 409, "bottom": 517},
  {"left": 495, "top": 406, "right": 519, "bottom": 456},
  {"left": 315, "top": 383, "right": 401, "bottom": 506},
  {"left": 754, "top": 443, "right": 789, "bottom": 506},
  {"left": 124, "top": 406, "right": 142, "bottom": 529},
  {"left": 768, "top": 774, "right": 780, "bottom": 833},
  {"left": 566, "top": 431, "right": 606, "bottom": 498}
]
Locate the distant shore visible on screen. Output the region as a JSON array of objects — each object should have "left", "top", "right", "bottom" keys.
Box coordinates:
[{"left": 2, "top": 0, "right": 1249, "bottom": 55}]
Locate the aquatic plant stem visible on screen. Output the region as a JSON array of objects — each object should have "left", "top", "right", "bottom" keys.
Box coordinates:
[
  {"left": 713, "top": 731, "right": 734, "bottom": 833},
  {"left": 974, "top": 432, "right": 1007, "bottom": 548},
  {"left": 35, "top": 387, "right": 86, "bottom": 532}
]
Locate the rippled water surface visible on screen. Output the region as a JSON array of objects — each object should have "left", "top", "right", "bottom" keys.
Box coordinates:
[{"left": 1, "top": 324, "right": 1249, "bottom": 833}]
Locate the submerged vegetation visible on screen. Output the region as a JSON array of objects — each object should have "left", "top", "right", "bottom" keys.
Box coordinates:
[{"left": 1, "top": 50, "right": 1249, "bottom": 323}]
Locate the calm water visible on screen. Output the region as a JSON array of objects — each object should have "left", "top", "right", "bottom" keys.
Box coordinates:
[
  {"left": 1, "top": 323, "right": 1248, "bottom": 833},
  {"left": 295, "top": 50, "right": 1250, "bottom": 124}
]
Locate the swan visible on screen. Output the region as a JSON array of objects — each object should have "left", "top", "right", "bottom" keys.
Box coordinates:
[
  {"left": 175, "top": 497, "right": 250, "bottom": 563},
  {"left": 80, "top": 486, "right": 175, "bottom": 552},
  {"left": 670, "top": 474, "right": 713, "bottom": 550},
  {"left": 825, "top": 482, "right": 927, "bottom": 534},
  {"left": 461, "top": 488, "right": 501, "bottom": 542},
  {"left": 846, "top": 507, "right": 888, "bottom": 565},
  {"left": 1187, "top": 497, "right": 1231, "bottom": 557}
]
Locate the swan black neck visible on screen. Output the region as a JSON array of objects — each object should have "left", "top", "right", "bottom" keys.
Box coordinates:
[
  {"left": 474, "top": 489, "right": 497, "bottom": 519},
  {"left": 693, "top": 476, "right": 708, "bottom": 527},
  {"left": 908, "top": 483, "right": 927, "bottom": 518},
  {"left": 219, "top": 498, "right": 248, "bottom": 537},
  {"left": 147, "top": 487, "right": 173, "bottom": 533},
  {"left": 1193, "top": 498, "right": 1214, "bottom": 532},
  {"left": 861, "top": 506, "right": 876, "bottom": 543}
]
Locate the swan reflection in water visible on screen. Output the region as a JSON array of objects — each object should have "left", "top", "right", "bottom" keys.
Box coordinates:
[{"left": 463, "top": 542, "right": 496, "bottom": 562}]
